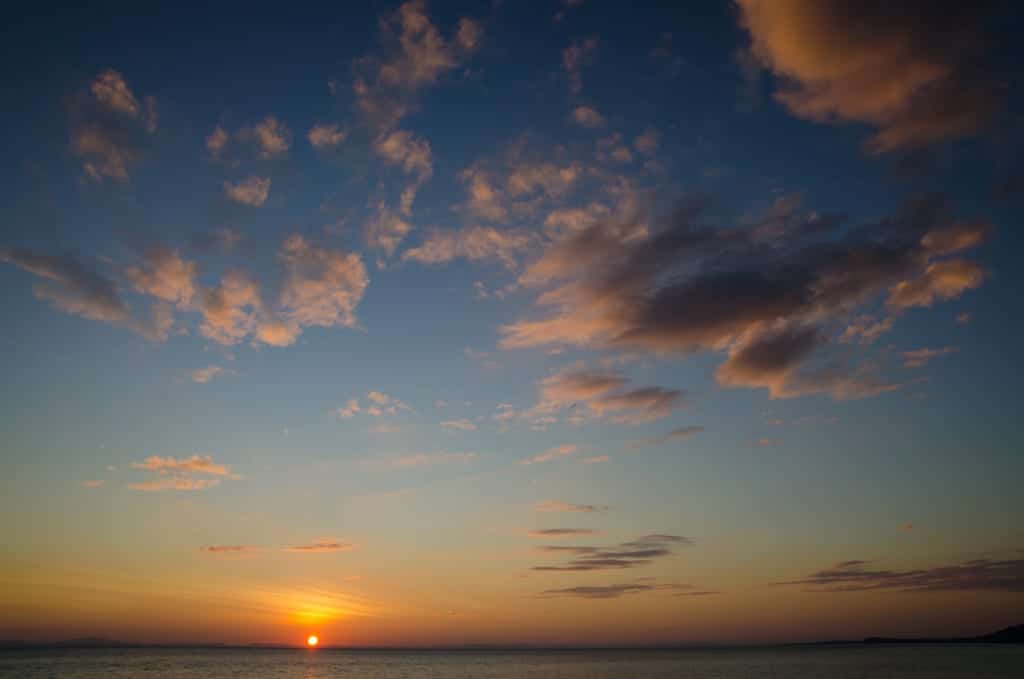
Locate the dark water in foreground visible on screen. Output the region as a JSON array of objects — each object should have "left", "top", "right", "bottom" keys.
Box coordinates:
[{"left": 1, "top": 645, "right": 1023, "bottom": 678}]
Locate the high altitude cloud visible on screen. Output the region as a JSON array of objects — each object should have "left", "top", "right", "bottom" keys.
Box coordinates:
[
  {"left": 129, "top": 454, "right": 236, "bottom": 492},
  {"left": 777, "top": 557, "right": 1024, "bottom": 592},
  {"left": 736, "top": 0, "right": 1002, "bottom": 152},
  {"left": 532, "top": 534, "right": 692, "bottom": 571},
  {"left": 503, "top": 194, "right": 989, "bottom": 401},
  {"left": 402, "top": 226, "right": 532, "bottom": 270},
  {"left": 70, "top": 69, "right": 157, "bottom": 181}
]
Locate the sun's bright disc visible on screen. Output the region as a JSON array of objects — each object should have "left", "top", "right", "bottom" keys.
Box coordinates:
[{"left": 306, "top": 635, "right": 319, "bottom": 647}]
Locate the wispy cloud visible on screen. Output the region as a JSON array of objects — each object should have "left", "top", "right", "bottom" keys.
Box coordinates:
[
  {"left": 534, "top": 501, "right": 609, "bottom": 513},
  {"left": 283, "top": 539, "right": 358, "bottom": 554},
  {"left": 532, "top": 534, "right": 693, "bottom": 571},
  {"left": 129, "top": 454, "right": 237, "bottom": 492},
  {"left": 776, "top": 557, "right": 1024, "bottom": 592},
  {"left": 902, "top": 346, "right": 958, "bottom": 369},
  {"left": 81, "top": 480, "right": 104, "bottom": 488},
  {"left": 191, "top": 365, "right": 227, "bottom": 384},
  {"left": 200, "top": 545, "right": 261, "bottom": 554},
  {"left": 522, "top": 444, "right": 578, "bottom": 465},
  {"left": 538, "top": 582, "right": 707, "bottom": 600},
  {"left": 441, "top": 419, "right": 477, "bottom": 431},
  {"left": 389, "top": 452, "right": 476, "bottom": 468},
  {"left": 629, "top": 426, "right": 704, "bottom": 449},
  {"left": 528, "top": 528, "right": 597, "bottom": 538}
]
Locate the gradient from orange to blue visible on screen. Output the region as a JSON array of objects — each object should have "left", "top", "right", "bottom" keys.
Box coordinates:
[{"left": 1, "top": 0, "right": 1023, "bottom": 647}]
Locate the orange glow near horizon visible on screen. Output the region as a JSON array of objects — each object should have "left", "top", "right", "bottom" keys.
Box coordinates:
[{"left": 306, "top": 634, "right": 319, "bottom": 648}]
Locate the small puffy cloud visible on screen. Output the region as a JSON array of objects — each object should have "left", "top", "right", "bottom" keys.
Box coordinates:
[
  {"left": 71, "top": 69, "right": 157, "bottom": 181},
  {"left": 402, "top": 226, "right": 532, "bottom": 270},
  {"left": 224, "top": 176, "right": 271, "bottom": 207},
  {"left": 373, "top": 129, "right": 433, "bottom": 215},
  {"left": 572, "top": 106, "right": 606, "bottom": 128},
  {"left": 334, "top": 398, "right": 362, "bottom": 419},
  {"left": 283, "top": 539, "right": 357, "bottom": 553},
  {"left": 198, "top": 270, "right": 263, "bottom": 345},
  {"left": 736, "top": 0, "right": 1001, "bottom": 152},
  {"left": 190, "top": 365, "right": 226, "bottom": 384},
  {"left": 308, "top": 123, "right": 348, "bottom": 148},
  {"left": 902, "top": 346, "right": 958, "bottom": 369},
  {"left": 522, "top": 444, "right": 578, "bottom": 465},
  {"left": 534, "top": 501, "right": 609, "bottom": 513},
  {"left": 124, "top": 248, "right": 198, "bottom": 308},
  {"left": 389, "top": 451, "right": 476, "bottom": 467},
  {"left": 247, "top": 115, "right": 291, "bottom": 158},
  {"left": 275, "top": 235, "right": 369, "bottom": 335},
  {"left": 205, "top": 126, "right": 229, "bottom": 156},
  {"left": 365, "top": 202, "right": 413, "bottom": 256},
  {"left": 131, "top": 454, "right": 233, "bottom": 476},
  {"left": 441, "top": 419, "right": 477, "bottom": 431},
  {"left": 633, "top": 127, "right": 660, "bottom": 154}
]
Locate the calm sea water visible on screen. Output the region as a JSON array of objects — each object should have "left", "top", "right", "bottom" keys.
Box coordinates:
[{"left": 1, "top": 645, "right": 1022, "bottom": 678}]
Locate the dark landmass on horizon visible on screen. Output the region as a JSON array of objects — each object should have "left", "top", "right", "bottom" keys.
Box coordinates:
[{"left": 1, "top": 625, "right": 1022, "bottom": 651}]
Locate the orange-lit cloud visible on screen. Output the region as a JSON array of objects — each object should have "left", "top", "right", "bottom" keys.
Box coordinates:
[
  {"left": 902, "top": 346, "right": 958, "bottom": 369},
  {"left": 534, "top": 501, "right": 609, "bottom": 513},
  {"left": 283, "top": 540, "right": 358, "bottom": 554},
  {"left": 522, "top": 444, "right": 578, "bottom": 465},
  {"left": 736, "top": 0, "right": 1001, "bottom": 152}
]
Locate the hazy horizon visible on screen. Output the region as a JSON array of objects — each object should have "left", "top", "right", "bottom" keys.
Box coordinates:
[{"left": 2, "top": 0, "right": 1022, "bottom": 651}]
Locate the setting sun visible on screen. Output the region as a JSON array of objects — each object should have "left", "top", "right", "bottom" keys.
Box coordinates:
[{"left": 306, "top": 635, "right": 319, "bottom": 648}]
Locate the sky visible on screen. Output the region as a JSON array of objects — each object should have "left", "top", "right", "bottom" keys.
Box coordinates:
[{"left": 1, "top": 0, "right": 1023, "bottom": 647}]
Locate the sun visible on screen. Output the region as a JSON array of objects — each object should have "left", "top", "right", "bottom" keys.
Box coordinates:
[{"left": 306, "top": 634, "right": 319, "bottom": 648}]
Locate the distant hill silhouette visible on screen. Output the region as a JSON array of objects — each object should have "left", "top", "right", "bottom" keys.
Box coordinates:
[{"left": 864, "top": 624, "right": 1024, "bottom": 644}]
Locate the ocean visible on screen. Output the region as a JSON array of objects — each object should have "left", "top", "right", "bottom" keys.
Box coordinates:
[{"left": 1, "top": 645, "right": 1023, "bottom": 678}]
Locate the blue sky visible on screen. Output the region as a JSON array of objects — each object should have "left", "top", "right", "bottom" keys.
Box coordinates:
[{"left": 1, "top": 0, "right": 1022, "bottom": 646}]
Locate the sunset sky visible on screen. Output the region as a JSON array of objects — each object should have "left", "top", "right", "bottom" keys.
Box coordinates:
[{"left": 2, "top": 0, "right": 1023, "bottom": 647}]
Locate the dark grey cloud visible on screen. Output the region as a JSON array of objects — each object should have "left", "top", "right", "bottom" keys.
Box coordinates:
[
  {"left": 532, "top": 534, "right": 692, "bottom": 572},
  {"left": 776, "top": 557, "right": 1024, "bottom": 592},
  {"left": 505, "top": 194, "right": 989, "bottom": 400},
  {"left": 538, "top": 581, "right": 709, "bottom": 600}
]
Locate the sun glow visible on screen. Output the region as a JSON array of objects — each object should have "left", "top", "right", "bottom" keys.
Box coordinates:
[{"left": 306, "top": 634, "right": 319, "bottom": 647}]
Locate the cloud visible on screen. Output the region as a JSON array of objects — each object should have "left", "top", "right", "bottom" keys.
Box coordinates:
[
  {"left": 532, "top": 534, "right": 693, "bottom": 571},
  {"left": 840, "top": 315, "right": 894, "bottom": 345},
  {"left": 224, "top": 176, "right": 271, "bottom": 207},
  {"left": 887, "top": 260, "right": 986, "bottom": 309},
  {"left": 629, "top": 425, "right": 704, "bottom": 448},
  {"left": 563, "top": 37, "right": 598, "bottom": 94},
  {"left": 272, "top": 235, "right": 369, "bottom": 339},
  {"left": 334, "top": 398, "right": 362, "bottom": 419},
  {"left": 502, "top": 194, "right": 989, "bottom": 401},
  {"left": 776, "top": 557, "right": 1024, "bottom": 592},
  {"left": 206, "top": 126, "right": 229, "bottom": 156},
  {"left": 198, "top": 270, "right": 263, "bottom": 345},
  {"left": 373, "top": 129, "right": 433, "bottom": 216},
  {"left": 526, "top": 367, "right": 685, "bottom": 426},
  {"left": 190, "top": 365, "right": 226, "bottom": 384},
  {"left": 1, "top": 248, "right": 128, "bottom": 323},
  {"left": 736, "top": 0, "right": 1002, "bottom": 152},
  {"left": 308, "top": 123, "right": 347, "bottom": 148},
  {"left": 528, "top": 528, "right": 596, "bottom": 538},
  {"left": 245, "top": 115, "right": 291, "bottom": 158},
  {"left": 124, "top": 248, "right": 198, "bottom": 309},
  {"left": 129, "top": 477, "right": 222, "bottom": 492},
  {"left": 534, "top": 501, "right": 609, "bottom": 513},
  {"left": 129, "top": 455, "right": 236, "bottom": 492},
  {"left": 402, "top": 226, "right": 532, "bottom": 269},
  {"left": 633, "top": 127, "right": 660, "bottom": 154},
  {"left": 81, "top": 480, "right": 104, "bottom": 488},
  {"left": 522, "top": 444, "right": 578, "bottom": 465},
  {"left": 441, "top": 419, "right": 477, "bottom": 431},
  {"left": 572, "top": 106, "right": 606, "bottom": 128},
  {"left": 579, "top": 455, "right": 609, "bottom": 464},
  {"left": 200, "top": 545, "right": 260, "bottom": 554},
  {"left": 70, "top": 69, "right": 157, "bottom": 181},
  {"left": 902, "top": 346, "right": 958, "bottom": 369},
  {"left": 389, "top": 451, "right": 476, "bottom": 467},
  {"left": 538, "top": 582, "right": 705, "bottom": 600},
  {"left": 352, "top": 0, "right": 483, "bottom": 131},
  {"left": 956, "top": 312, "right": 972, "bottom": 325},
  {"left": 283, "top": 540, "right": 357, "bottom": 553},
  {"left": 365, "top": 202, "right": 413, "bottom": 257}
]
